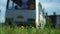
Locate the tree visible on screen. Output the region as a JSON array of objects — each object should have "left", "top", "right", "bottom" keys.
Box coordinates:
[
  {"left": 53, "top": 12, "right": 56, "bottom": 15},
  {"left": 45, "top": 12, "right": 52, "bottom": 28}
]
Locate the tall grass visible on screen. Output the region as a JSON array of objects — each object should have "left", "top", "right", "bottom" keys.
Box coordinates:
[{"left": 0, "top": 26, "right": 60, "bottom": 34}]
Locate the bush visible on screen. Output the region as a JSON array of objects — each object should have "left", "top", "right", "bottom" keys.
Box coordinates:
[{"left": 46, "top": 17, "right": 52, "bottom": 28}]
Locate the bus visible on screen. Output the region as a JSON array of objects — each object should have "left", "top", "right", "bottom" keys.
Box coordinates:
[{"left": 0, "top": 0, "right": 44, "bottom": 28}]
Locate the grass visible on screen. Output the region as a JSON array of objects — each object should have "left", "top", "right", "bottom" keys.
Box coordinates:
[{"left": 0, "top": 25, "right": 60, "bottom": 34}]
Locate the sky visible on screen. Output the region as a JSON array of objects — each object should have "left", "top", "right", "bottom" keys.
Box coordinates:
[
  {"left": 40, "top": 0, "right": 60, "bottom": 15},
  {"left": 0, "top": 0, "right": 7, "bottom": 23},
  {"left": 0, "top": 0, "right": 60, "bottom": 23}
]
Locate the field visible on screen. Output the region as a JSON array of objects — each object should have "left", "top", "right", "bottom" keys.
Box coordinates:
[{"left": 0, "top": 25, "right": 60, "bottom": 34}]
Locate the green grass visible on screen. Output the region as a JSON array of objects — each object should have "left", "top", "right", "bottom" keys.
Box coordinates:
[{"left": 0, "top": 26, "right": 60, "bottom": 34}]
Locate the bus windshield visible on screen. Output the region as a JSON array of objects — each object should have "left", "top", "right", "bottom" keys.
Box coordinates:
[{"left": 8, "top": 0, "right": 36, "bottom": 10}]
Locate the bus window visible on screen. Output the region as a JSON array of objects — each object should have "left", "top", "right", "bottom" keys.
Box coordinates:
[{"left": 7, "top": 0, "right": 36, "bottom": 10}]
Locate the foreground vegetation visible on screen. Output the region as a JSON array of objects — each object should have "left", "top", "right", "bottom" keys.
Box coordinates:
[
  {"left": 0, "top": 25, "right": 60, "bottom": 34},
  {"left": 0, "top": 17, "right": 60, "bottom": 34}
]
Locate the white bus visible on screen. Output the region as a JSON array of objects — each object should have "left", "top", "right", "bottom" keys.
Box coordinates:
[{"left": 0, "top": 0, "right": 45, "bottom": 28}]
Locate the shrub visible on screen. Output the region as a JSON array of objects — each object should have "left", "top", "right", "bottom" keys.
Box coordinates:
[{"left": 46, "top": 17, "right": 52, "bottom": 28}]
